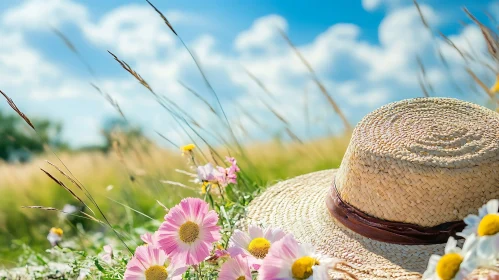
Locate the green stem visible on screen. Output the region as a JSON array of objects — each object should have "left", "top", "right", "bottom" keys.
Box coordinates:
[
  {"left": 189, "top": 150, "right": 198, "bottom": 167},
  {"left": 218, "top": 184, "right": 225, "bottom": 204},
  {"left": 197, "top": 264, "right": 204, "bottom": 280}
]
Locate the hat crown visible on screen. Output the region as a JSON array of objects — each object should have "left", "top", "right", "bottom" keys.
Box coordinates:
[{"left": 336, "top": 98, "right": 499, "bottom": 227}]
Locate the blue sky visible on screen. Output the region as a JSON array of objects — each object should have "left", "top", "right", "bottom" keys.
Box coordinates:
[{"left": 0, "top": 0, "right": 497, "bottom": 147}]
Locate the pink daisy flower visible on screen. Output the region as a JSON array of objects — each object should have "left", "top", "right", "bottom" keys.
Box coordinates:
[
  {"left": 141, "top": 231, "right": 159, "bottom": 246},
  {"left": 226, "top": 157, "right": 240, "bottom": 172},
  {"left": 259, "top": 234, "right": 335, "bottom": 280},
  {"left": 157, "top": 198, "right": 221, "bottom": 265},
  {"left": 219, "top": 255, "right": 252, "bottom": 280},
  {"left": 216, "top": 157, "right": 240, "bottom": 187},
  {"left": 228, "top": 224, "right": 286, "bottom": 270},
  {"left": 124, "top": 245, "right": 186, "bottom": 280}
]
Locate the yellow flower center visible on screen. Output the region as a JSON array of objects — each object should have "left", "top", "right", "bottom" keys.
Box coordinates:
[
  {"left": 201, "top": 182, "right": 219, "bottom": 194},
  {"left": 436, "top": 253, "right": 463, "bottom": 280},
  {"left": 144, "top": 265, "right": 168, "bottom": 280},
  {"left": 179, "top": 221, "right": 200, "bottom": 244},
  {"left": 477, "top": 214, "right": 499, "bottom": 237},
  {"left": 50, "top": 227, "right": 63, "bottom": 236},
  {"left": 291, "top": 256, "right": 319, "bottom": 279},
  {"left": 236, "top": 277, "right": 246, "bottom": 280},
  {"left": 247, "top": 237, "right": 271, "bottom": 259}
]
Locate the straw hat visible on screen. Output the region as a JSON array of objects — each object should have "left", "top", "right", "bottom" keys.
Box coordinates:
[{"left": 244, "top": 98, "right": 499, "bottom": 279}]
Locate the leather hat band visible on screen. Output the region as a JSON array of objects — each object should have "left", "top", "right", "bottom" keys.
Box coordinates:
[{"left": 326, "top": 182, "right": 465, "bottom": 245}]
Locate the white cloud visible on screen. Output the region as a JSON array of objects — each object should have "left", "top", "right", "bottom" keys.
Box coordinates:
[
  {"left": 361, "top": 0, "right": 406, "bottom": 12},
  {"left": 378, "top": 5, "right": 437, "bottom": 51},
  {"left": 0, "top": 0, "right": 493, "bottom": 147},
  {"left": 362, "top": 0, "right": 382, "bottom": 11},
  {"left": 82, "top": 4, "right": 177, "bottom": 59},
  {"left": 79, "top": 3, "right": 491, "bottom": 142},
  {"left": 439, "top": 25, "right": 484, "bottom": 64},
  {"left": 350, "top": 5, "right": 438, "bottom": 85},
  {"left": 2, "top": 0, "right": 88, "bottom": 30},
  {"left": 0, "top": 31, "right": 59, "bottom": 87},
  {"left": 299, "top": 23, "right": 362, "bottom": 74},
  {"left": 235, "top": 15, "right": 288, "bottom": 53}
]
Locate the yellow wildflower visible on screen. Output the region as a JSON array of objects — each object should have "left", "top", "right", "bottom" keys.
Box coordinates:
[
  {"left": 490, "top": 75, "right": 499, "bottom": 94},
  {"left": 51, "top": 227, "right": 63, "bottom": 236},
  {"left": 201, "top": 181, "right": 218, "bottom": 194},
  {"left": 181, "top": 144, "right": 196, "bottom": 155}
]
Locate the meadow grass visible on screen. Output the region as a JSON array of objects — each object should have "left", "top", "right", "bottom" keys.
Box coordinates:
[{"left": 0, "top": 135, "right": 349, "bottom": 266}]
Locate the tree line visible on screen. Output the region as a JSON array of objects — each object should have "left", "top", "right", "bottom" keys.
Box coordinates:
[{"left": 0, "top": 110, "right": 144, "bottom": 163}]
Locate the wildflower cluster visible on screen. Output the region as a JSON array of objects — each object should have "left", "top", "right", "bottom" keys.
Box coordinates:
[
  {"left": 423, "top": 199, "right": 499, "bottom": 280},
  {"left": 114, "top": 144, "right": 342, "bottom": 279},
  {"left": 195, "top": 158, "right": 240, "bottom": 196},
  {"left": 120, "top": 199, "right": 338, "bottom": 280}
]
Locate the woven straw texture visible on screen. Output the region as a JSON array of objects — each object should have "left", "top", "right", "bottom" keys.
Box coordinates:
[
  {"left": 245, "top": 170, "right": 437, "bottom": 279},
  {"left": 336, "top": 98, "right": 499, "bottom": 226},
  {"left": 244, "top": 98, "right": 499, "bottom": 279}
]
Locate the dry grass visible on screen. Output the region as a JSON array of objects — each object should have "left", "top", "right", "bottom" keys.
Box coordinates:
[{"left": 0, "top": 135, "right": 349, "bottom": 264}]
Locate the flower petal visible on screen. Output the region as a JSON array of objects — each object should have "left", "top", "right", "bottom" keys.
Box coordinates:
[
  {"left": 249, "top": 224, "right": 264, "bottom": 239},
  {"left": 219, "top": 255, "right": 252, "bottom": 280},
  {"left": 462, "top": 234, "right": 478, "bottom": 254},
  {"left": 230, "top": 230, "right": 252, "bottom": 249},
  {"left": 487, "top": 199, "right": 499, "bottom": 215},
  {"left": 444, "top": 236, "right": 457, "bottom": 254},
  {"left": 422, "top": 254, "right": 441, "bottom": 280},
  {"left": 477, "top": 236, "right": 496, "bottom": 260}
]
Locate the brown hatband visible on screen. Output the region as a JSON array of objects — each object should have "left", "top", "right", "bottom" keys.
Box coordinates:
[{"left": 326, "top": 182, "right": 465, "bottom": 245}]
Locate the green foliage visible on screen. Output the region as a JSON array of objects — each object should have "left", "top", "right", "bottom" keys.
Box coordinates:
[
  {"left": 1, "top": 152, "right": 266, "bottom": 278},
  {"left": 0, "top": 110, "right": 67, "bottom": 161}
]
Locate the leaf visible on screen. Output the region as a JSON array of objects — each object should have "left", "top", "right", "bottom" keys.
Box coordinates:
[
  {"left": 36, "top": 254, "right": 48, "bottom": 266},
  {"left": 225, "top": 185, "right": 238, "bottom": 202},
  {"left": 219, "top": 206, "right": 231, "bottom": 227},
  {"left": 95, "top": 259, "right": 106, "bottom": 272},
  {"left": 206, "top": 192, "right": 215, "bottom": 209}
]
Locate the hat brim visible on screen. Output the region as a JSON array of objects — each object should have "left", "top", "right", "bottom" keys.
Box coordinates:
[{"left": 244, "top": 169, "right": 449, "bottom": 279}]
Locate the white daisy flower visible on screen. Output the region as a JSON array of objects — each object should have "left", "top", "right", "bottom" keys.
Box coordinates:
[
  {"left": 228, "top": 224, "right": 286, "bottom": 270},
  {"left": 423, "top": 236, "right": 478, "bottom": 280},
  {"left": 459, "top": 200, "right": 499, "bottom": 239},
  {"left": 47, "top": 227, "right": 63, "bottom": 247},
  {"left": 458, "top": 199, "right": 499, "bottom": 266},
  {"left": 258, "top": 234, "right": 336, "bottom": 280}
]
